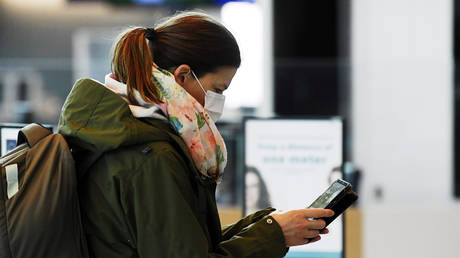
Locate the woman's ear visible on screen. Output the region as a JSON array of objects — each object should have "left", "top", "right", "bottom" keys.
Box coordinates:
[{"left": 173, "top": 64, "right": 192, "bottom": 86}]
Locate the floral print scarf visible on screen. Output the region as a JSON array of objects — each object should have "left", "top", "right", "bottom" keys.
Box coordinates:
[
  {"left": 153, "top": 68, "right": 227, "bottom": 182},
  {"left": 105, "top": 68, "right": 227, "bottom": 182}
]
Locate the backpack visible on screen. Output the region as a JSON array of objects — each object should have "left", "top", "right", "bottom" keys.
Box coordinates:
[{"left": 0, "top": 123, "right": 92, "bottom": 258}]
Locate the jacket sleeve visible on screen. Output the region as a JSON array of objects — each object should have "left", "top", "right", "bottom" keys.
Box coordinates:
[
  {"left": 123, "top": 148, "right": 288, "bottom": 258},
  {"left": 221, "top": 208, "right": 276, "bottom": 240}
]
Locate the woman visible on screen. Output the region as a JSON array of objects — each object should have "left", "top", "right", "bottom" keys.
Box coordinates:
[{"left": 58, "top": 12, "right": 334, "bottom": 257}]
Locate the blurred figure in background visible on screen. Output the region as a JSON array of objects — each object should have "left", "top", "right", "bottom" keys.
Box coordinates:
[{"left": 15, "top": 79, "right": 33, "bottom": 123}]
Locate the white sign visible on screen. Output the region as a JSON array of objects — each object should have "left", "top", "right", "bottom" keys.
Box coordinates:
[
  {"left": 1, "top": 127, "right": 21, "bottom": 156},
  {"left": 244, "top": 118, "right": 343, "bottom": 258}
]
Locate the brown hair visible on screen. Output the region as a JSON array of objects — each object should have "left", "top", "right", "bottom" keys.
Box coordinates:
[{"left": 111, "top": 12, "right": 241, "bottom": 105}]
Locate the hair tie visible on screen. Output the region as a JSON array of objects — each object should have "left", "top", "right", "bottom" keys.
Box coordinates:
[{"left": 144, "top": 28, "right": 157, "bottom": 41}]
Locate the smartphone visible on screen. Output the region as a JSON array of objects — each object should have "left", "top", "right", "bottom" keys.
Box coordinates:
[{"left": 307, "top": 179, "right": 358, "bottom": 226}]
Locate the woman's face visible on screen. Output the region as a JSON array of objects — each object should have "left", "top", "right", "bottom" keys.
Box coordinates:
[{"left": 173, "top": 65, "right": 237, "bottom": 107}]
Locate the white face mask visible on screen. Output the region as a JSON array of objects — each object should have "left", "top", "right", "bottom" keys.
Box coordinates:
[{"left": 191, "top": 70, "right": 225, "bottom": 122}]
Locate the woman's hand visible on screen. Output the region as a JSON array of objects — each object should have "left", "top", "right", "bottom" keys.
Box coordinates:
[{"left": 271, "top": 209, "right": 334, "bottom": 247}]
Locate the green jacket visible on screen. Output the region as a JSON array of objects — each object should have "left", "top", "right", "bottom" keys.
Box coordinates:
[{"left": 58, "top": 78, "right": 288, "bottom": 258}]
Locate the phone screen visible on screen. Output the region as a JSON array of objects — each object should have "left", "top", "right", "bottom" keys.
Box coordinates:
[{"left": 309, "top": 181, "right": 347, "bottom": 209}]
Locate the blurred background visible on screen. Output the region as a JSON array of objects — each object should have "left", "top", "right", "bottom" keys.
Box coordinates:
[{"left": 1, "top": 0, "right": 460, "bottom": 257}]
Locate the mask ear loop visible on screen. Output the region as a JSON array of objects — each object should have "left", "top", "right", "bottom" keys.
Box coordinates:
[{"left": 191, "top": 70, "right": 207, "bottom": 94}]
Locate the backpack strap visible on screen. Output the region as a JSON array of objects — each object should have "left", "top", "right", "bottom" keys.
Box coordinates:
[{"left": 17, "top": 123, "right": 52, "bottom": 147}]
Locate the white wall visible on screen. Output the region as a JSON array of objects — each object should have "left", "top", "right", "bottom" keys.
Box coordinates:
[{"left": 352, "top": 0, "right": 460, "bottom": 257}]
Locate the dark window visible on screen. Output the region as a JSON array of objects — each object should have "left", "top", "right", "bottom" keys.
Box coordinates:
[{"left": 454, "top": 0, "right": 460, "bottom": 198}]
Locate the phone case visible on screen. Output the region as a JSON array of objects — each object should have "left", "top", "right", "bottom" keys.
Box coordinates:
[{"left": 323, "top": 188, "right": 358, "bottom": 226}]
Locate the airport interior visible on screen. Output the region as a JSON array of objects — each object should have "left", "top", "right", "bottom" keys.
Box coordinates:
[{"left": 1, "top": 0, "right": 460, "bottom": 258}]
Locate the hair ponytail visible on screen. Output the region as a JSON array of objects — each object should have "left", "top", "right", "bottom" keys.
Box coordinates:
[
  {"left": 112, "top": 27, "right": 161, "bottom": 105},
  {"left": 111, "top": 12, "right": 241, "bottom": 105}
]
